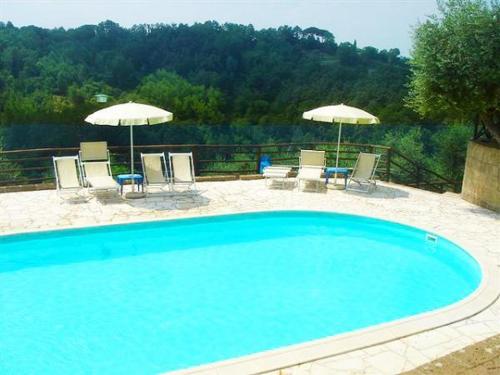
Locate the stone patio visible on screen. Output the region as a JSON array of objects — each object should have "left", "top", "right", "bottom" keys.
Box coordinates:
[{"left": 0, "top": 179, "right": 498, "bottom": 374}]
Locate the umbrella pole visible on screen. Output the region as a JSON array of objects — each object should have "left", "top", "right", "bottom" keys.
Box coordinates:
[
  {"left": 334, "top": 122, "right": 342, "bottom": 185},
  {"left": 130, "top": 125, "right": 135, "bottom": 191}
]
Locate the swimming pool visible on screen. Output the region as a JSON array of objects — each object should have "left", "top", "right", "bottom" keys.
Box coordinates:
[{"left": 0, "top": 211, "right": 481, "bottom": 374}]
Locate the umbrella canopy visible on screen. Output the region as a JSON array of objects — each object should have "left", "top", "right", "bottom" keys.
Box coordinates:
[
  {"left": 302, "top": 103, "right": 379, "bottom": 124},
  {"left": 85, "top": 102, "right": 173, "bottom": 126},
  {"left": 302, "top": 103, "right": 380, "bottom": 184},
  {"left": 85, "top": 102, "right": 173, "bottom": 179}
]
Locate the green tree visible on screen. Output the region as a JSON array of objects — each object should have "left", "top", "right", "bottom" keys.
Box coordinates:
[
  {"left": 408, "top": 0, "right": 500, "bottom": 142},
  {"left": 431, "top": 124, "right": 472, "bottom": 181},
  {"left": 134, "top": 70, "right": 225, "bottom": 124},
  {"left": 384, "top": 128, "right": 429, "bottom": 184}
]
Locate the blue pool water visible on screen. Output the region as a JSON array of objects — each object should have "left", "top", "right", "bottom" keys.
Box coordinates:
[{"left": 0, "top": 211, "right": 481, "bottom": 374}]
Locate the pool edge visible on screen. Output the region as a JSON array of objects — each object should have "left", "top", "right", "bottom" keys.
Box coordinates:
[
  {"left": 165, "top": 258, "right": 498, "bottom": 375},
  {"left": 1, "top": 208, "right": 497, "bottom": 375},
  {"left": 148, "top": 210, "right": 497, "bottom": 375}
]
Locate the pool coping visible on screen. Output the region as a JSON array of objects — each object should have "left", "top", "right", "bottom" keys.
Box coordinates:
[{"left": 1, "top": 207, "right": 498, "bottom": 375}]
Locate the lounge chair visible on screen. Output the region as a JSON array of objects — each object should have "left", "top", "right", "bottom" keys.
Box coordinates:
[
  {"left": 52, "top": 155, "right": 87, "bottom": 199},
  {"left": 81, "top": 161, "right": 119, "bottom": 193},
  {"left": 297, "top": 149, "right": 325, "bottom": 191},
  {"left": 346, "top": 152, "right": 381, "bottom": 193},
  {"left": 263, "top": 165, "right": 293, "bottom": 188},
  {"left": 141, "top": 152, "right": 170, "bottom": 192},
  {"left": 169, "top": 152, "right": 196, "bottom": 190},
  {"left": 79, "top": 141, "right": 119, "bottom": 193},
  {"left": 79, "top": 141, "right": 110, "bottom": 163}
]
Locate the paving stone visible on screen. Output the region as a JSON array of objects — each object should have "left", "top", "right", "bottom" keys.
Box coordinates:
[{"left": 365, "top": 350, "right": 407, "bottom": 373}]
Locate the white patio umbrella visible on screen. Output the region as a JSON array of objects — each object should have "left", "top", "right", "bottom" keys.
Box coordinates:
[
  {"left": 302, "top": 103, "right": 379, "bottom": 184},
  {"left": 85, "top": 102, "right": 173, "bottom": 176}
]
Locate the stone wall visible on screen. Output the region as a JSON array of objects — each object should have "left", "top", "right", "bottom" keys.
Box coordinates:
[{"left": 461, "top": 141, "right": 500, "bottom": 212}]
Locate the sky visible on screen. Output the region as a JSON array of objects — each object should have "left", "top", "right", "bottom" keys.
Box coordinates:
[{"left": 0, "top": 0, "right": 438, "bottom": 56}]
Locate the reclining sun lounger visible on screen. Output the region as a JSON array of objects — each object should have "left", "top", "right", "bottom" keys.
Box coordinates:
[
  {"left": 169, "top": 152, "right": 196, "bottom": 191},
  {"left": 297, "top": 149, "right": 325, "bottom": 192},
  {"left": 263, "top": 165, "right": 293, "bottom": 188},
  {"left": 80, "top": 141, "right": 110, "bottom": 162},
  {"left": 141, "top": 152, "right": 171, "bottom": 192},
  {"left": 346, "top": 152, "right": 381, "bottom": 193},
  {"left": 81, "top": 162, "right": 119, "bottom": 192},
  {"left": 53, "top": 155, "right": 87, "bottom": 199},
  {"left": 79, "top": 141, "right": 119, "bottom": 194}
]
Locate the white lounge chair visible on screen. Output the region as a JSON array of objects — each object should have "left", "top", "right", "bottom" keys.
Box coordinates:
[
  {"left": 81, "top": 161, "right": 120, "bottom": 193},
  {"left": 141, "top": 152, "right": 170, "bottom": 192},
  {"left": 169, "top": 152, "right": 196, "bottom": 190},
  {"left": 79, "top": 141, "right": 119, "bottom": 194},
  {"left": 297, "top": 149, "right": 325, "bottom": 192},
  {"left": 79, "top": 141, "right": 110, "bottom": 163},
  {"left": 346, "top": 152, "right": 381, "bottom": 193},
  {"left": 263, "top": 165, "right": 293, "bottom": 188},
  {"left": 53, "top": 155, "right": 87, "bottom": 199}
]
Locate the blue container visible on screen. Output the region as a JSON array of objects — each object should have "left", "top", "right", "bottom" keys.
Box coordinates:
[{"left": 259, "top": 155, "right": 271, "bottom": 174}]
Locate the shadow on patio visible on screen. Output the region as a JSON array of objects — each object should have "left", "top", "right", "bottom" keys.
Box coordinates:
[
  {"left": 344, "top": 184, "right": 410, "bottom": 199},
  {"left": 125, "top": 190, "right": 211, "bottom": 211}
]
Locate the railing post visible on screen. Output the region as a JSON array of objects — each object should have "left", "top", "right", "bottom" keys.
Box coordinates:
[
  {"left": 255, "top": 145, "right": 262, "bottom": 174},
  {"left": 386, "top": 148, "right": 391, "bottom": 182},
  {"left": 191, "top": 145, "right": 199, "bottom": 176}
]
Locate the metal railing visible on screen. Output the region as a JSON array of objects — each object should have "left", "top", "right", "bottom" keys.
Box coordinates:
[
  {"left": 388, "top": 148, "right": 461, "bottom": 193},
  {"left": 0, "top": 142, "right": 460, "bottom": 193}
]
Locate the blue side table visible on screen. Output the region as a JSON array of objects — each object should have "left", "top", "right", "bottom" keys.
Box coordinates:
[
  {"left": 325, "top": 167, "right": 350, "bottom": 189},
  {"left": 117, "top": 174, "right": 144, "bottom": 195}
]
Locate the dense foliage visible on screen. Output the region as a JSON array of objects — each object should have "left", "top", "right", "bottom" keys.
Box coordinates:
[
  {"left": 0, "top": 19, "right": 473, "bottom": 183},
  {"left": 408, "top": 0, "right": 500, "bottom": 143},
  {"left": 0, "top": 20, "right": 417, "bottom": 125}
]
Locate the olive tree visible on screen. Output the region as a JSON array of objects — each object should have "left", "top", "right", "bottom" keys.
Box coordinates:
[{"left": 408, "top": 0, "right": 500, "bottom": 143}]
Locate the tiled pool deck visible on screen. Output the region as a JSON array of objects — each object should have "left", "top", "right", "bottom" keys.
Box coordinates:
[{"left": 0, "top": 179, "right": 498, "bottom": 374}]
